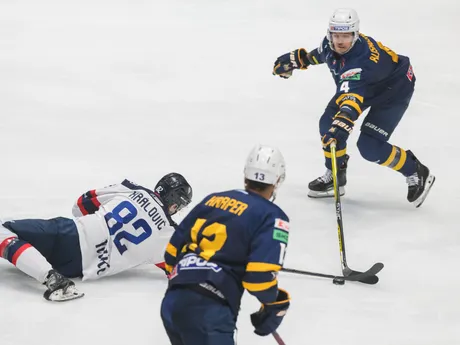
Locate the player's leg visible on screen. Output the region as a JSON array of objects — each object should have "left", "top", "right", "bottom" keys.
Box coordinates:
[
  {"left": 161, "top": 289, "right": 185, "bottom": 345},
  {"left": 357, "top": 90, "right": 434, "bottom": 206},
  {"left": 1, "top": 218, "right": 84, "bottom": 301},
  {"left": 308, "top": 102, "right": 350, "bottom": 198},
  {"left": 0, "top": 222, "right": 52, "bottom": 283},
  {"left": 161, "top": 287, "right": 236, "bottom": 345}
]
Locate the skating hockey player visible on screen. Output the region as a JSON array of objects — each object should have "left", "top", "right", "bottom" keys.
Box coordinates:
[
  {"left": 161, "top": 145, "right": 290, "bottom": 345},
  {"left": 0, "top": 173, "right": 192, "bottom": 301},
  {"left": 273, "top": 8, "right": 435, "bottom": 207}
]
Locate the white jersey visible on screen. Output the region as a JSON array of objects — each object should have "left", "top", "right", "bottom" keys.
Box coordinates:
[{"left": 72, "top": 180, "right": 174, "bottom": 281}]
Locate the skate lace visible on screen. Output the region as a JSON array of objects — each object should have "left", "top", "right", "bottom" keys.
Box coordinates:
[
  {"left": 319, "top": 169, "right": 333, "bottom": 184},
  {"left": 406, "top": 173, "right": 419, "bottom": 187},
  {"left": 45, "top": 271, "right": 64, "bottom": 290}
]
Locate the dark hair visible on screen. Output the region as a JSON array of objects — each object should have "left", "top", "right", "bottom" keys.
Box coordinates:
[{"left": 244, "top": 178, "right": 272, "bottom": 193}]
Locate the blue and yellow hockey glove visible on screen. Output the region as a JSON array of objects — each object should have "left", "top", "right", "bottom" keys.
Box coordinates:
[
  {"left": 273, "top": 49, "right": 309, "bottom": 78},
  {"left": 250, "top": 289, "right": 290, "bottom": 336},
  {"left": 322, "top": 113, "right": 354, "bottom": 148}
]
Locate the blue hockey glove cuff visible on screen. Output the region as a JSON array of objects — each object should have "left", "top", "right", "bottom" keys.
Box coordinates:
[
  {"left": 273, "top": 49, "right": 309, "bottom": 78},
  {"left": 250, "top": 288, "right": 290, "bottom": 336},
  {"left": 322, "top": 114, "right": 354, "bottom": 148}
]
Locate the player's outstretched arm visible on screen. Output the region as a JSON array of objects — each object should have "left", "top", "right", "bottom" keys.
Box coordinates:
[
  {"left": 273, "top": 40, "right": 326, "bottom": 79},
  {"left": 71, "top": 181, "right": 131, "bottom": 217}
]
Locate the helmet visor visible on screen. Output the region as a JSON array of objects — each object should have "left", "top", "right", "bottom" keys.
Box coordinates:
[{"left": 330, "top": 32, "right": 354, "bottom": 44}]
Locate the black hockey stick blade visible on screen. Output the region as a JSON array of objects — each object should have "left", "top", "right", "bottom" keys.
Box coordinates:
[
  {"left": 342, "top": 262, "right": 384, "bottom": 284},
  {"left": 282, "top": 262, "right": 384, "bottom": 284}
]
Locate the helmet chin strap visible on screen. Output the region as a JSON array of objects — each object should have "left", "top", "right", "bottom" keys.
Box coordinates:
[{"left": 270, "top": 177, "right": 283, "bottom": 202}]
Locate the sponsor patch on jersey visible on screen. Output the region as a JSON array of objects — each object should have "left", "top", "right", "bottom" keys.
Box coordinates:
[
  {"left": 273, "top": 229, "right": 289, "bottom": 243},
  {"left": 406, "top": 65, "right": 414, "bottom": 81},
  {"left": 177, "top": 254, "right": 222, "bottom": 273},
  {"left": 274, "top": 218, "right": 290, "bottom": 232},
  {"left": 340, "top": 68, "right": 362, "bottom": 81}
]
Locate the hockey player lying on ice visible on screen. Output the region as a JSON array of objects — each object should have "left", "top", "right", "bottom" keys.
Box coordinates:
[{"left": 0, "top": 173, "right": 192, "bottom": 301}]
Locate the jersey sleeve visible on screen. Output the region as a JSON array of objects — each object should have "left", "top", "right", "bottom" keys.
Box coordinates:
[
  {"left": 242, "top": 212, "right": 290, "bottom": 304},
  {"left": 163, "top": 220, "right": 191, "bottom": 273},
  {"left": 72, "top": 182, "right": 131, "bottom": 217},
  {"left": 307, "top": 37, "right": 329, "bottom": 65}
]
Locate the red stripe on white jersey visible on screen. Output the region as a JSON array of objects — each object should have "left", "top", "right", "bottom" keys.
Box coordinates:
[
  {"left": 89, "top": 190, "right": 101, "bottom": 208},
  {"left": 77, "top": 195, "right": 89, "bottom": 215},
  {"left": 11, "top": 243, "right": 32, "bottom": 266}
]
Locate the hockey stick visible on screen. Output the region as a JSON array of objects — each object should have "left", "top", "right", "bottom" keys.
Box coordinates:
[
  {"left": 272, "top": 331, "right": 286, "bottom": 345},
  {"left": 330, "top": 142, "right": 383, "bottom": 284},
  {"left": 281, "top": 264, "right": 383, "bottom": 284}
]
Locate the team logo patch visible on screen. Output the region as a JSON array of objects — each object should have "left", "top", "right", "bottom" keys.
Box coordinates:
[
  {"left": 274, "top": 218, "right": 290, "bottom": 232},
  {"left": 273, "top": 229, "right": 289, "bottom": 243},
  {"left": 340, "top": 68, "right": 362, "bottom": 81}
]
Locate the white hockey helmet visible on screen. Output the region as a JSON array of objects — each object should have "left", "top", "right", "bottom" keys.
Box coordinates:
[
  {"left": 327, "top": 8, "right": 360, "bottom": 52},
  {"left": 244, "top": 144, "right": 286, "bottom": 197}
]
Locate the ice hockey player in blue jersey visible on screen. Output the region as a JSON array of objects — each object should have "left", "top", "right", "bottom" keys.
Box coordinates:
[
  {"left": 161, "top": 144, "right": 291, "bottom": 345},
  {"left": 0, "top": 173, "right": 192, "bottom": 302},
  {"left": 273, "top": 8, "right": 435, "bottom": 207}
]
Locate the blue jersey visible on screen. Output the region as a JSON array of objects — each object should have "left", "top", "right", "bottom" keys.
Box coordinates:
[
  {"left": 164, "top": 189, "right": 290, "bottom": 316},
  {"left": 308, "top": 33, "right": 415, "bottom": 121}
]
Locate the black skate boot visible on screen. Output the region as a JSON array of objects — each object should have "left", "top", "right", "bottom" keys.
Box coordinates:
[
  {"left": 43, "top": 270, "right": 84, "bottom": 302},
  {"left": 308, "top": 155, "right": 349, "bottom": 198},
  {"left": 405, "top": 151, "right": 435, "bottom": 208}
]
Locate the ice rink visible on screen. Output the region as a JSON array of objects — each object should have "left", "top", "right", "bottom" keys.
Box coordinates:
[{"left": 1, "top": 0, "right": 458, "bottom": 344}]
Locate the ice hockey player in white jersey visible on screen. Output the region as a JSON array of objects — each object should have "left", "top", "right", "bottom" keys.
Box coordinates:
[{"left": 0, "top": 173, "right": 192, "bottom": 302}]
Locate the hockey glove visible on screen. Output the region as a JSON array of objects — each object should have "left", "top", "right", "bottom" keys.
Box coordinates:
[
  {"left": 250, "top": 288, "right": 290, "bottom": 336},
  {"left": 322, "top": 113, "right": 354, "bottom": 148},
  {"left": 273, "top": 49, "right": 309, "bottom": 78}
]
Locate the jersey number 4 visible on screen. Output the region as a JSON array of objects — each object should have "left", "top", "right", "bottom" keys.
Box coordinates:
[
  {"left": 104, "top": 201, "right": 152, "bottom": 255},
  {"left": 340, "top": 81, "right": 350, "bottom": 93}
]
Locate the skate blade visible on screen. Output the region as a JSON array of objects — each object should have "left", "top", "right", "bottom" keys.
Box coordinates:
[
  {"left": 44, "top": 286, "right": 85, "bottom": 302},
  {"left": 413, "top": 174, "right": 435, "bottom": 208},
  {"left": 308, "top": 187, "right": 345, "bottom": 198}
]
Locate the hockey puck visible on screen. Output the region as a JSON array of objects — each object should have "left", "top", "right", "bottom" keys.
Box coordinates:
[{"left": 333, "top": 278, "right": 345, "bottom": 285}]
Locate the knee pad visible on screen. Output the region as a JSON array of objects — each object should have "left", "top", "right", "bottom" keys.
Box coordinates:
[
  {"left": 0, "top": 236, "right": 20, "bottom": 260},
  {"left": 357, "top": 133, "right": 386, "bottom": 162}
]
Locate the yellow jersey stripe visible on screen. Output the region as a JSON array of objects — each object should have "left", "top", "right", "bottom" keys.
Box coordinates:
[
  {"left": 166, "top": 243, "right": 177, "bottom": 257},
  {"left": 335, "top": 92, "right": 364, "bottom": 105},
  {"left": 246, "top": 262, "right": 282, "bottom": 272},
  {"left": 242, "top": 279, "right": 278, "bottom": 292}
]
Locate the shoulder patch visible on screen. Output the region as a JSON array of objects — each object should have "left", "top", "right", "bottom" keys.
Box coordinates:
[
  {"left": 273, "top": 229, "right": 289, "bottom": 243},
  {"left": 274, "top": 218, "right": 290, "bottom": 232},
  {"left": 340, "top": 68, "right": 362, "bottom": 81}
]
